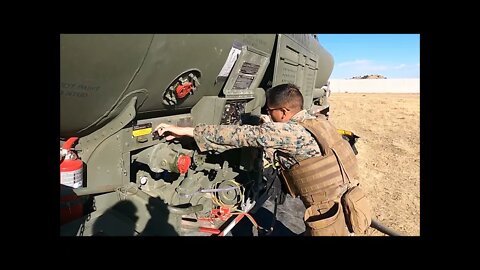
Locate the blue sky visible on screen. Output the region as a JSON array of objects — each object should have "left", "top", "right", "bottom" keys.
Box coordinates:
[{"left": 316, "top": 34, "right": 420, "bottom": 79}]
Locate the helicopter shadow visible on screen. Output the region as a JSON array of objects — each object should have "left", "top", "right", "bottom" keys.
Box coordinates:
[
  {"left": 139, "top": 196, "right": 178, "bottom": 236},
  {"left": 90, "top": 195, "right": 178, "bottom": 236}
]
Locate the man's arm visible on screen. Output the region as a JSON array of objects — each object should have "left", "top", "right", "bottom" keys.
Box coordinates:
[
  {"left": 155, "top": 122, "right": 280, "bottom": 152},
  {"left": 193, "top": 123, "right": 288, "bottom": 152},
  {"left": 155, "top": 122, "right": 314, "bottom": 157}
]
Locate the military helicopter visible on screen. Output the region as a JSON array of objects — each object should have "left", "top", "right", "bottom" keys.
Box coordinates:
[{"left": 60, "top": 34, "right": 397, "bottom": 236}]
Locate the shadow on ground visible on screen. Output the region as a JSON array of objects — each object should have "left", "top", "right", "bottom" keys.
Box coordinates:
[{"left": 230, "top": 195, "right": 306, "bottom": 236}]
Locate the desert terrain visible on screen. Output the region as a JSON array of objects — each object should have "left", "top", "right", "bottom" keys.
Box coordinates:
[{"left": 327, "top": 93, "right": 420, "bottom": 236}]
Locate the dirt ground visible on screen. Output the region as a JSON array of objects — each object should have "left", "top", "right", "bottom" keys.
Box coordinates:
[{"left": 327, "top": 93, "right": 420, "bottom": 236}]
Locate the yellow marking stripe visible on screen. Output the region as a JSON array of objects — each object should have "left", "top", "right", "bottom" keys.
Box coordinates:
[{"left": 132, "top": 128, "right": 152, "bottom": 137}]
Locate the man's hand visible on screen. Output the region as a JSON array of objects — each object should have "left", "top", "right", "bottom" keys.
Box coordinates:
[{"left": 154, "top": 123, "right": 194, "bottom": 141}]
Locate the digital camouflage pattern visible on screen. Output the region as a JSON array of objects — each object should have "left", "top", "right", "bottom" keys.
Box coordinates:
[{"left": 193, "top": 110, "right": 321, "bottom": 169}]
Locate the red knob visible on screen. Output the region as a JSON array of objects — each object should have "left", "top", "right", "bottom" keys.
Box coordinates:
[
  {"left": 175, "top": 82, "right": 193, "bottom": 98},
  {"left": 176, "top": 155, "right": 191, "bottom": 174}
]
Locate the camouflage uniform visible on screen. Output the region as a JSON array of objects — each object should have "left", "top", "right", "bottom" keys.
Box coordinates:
[{"left": 193, "top": 110, "right": 321, "bottom": 169}]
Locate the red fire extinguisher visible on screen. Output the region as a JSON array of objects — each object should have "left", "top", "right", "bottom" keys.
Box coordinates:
[
  {"left": 60, "top": 137, "right": 85, "bottom": 225},
  {"left": 60, "top": 137, "right": 83, "bottom": 188}
]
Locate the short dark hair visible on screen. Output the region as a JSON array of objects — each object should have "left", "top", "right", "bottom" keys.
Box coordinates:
[{"left": 265, "top": 83, "right": 303, "bottom": 110}]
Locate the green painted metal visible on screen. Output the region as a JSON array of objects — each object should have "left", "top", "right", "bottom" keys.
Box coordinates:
[{"left": 60, "top": 34, "right": 334, "bottom": 236}]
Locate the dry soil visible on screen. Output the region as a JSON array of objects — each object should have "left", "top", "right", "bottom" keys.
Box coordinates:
[{"left": 328, "top": 93, "right": 420, "bottom": 236}]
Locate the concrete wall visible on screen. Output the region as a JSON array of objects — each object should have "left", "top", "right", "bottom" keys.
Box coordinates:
[{"left": 329, "top": 79, "right": 420, "bottom": 93}]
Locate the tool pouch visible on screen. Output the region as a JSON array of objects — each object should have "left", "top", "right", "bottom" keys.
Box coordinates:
[
  {"left": 304, "top": 201, "right": 349, "bottom": 236},
  {"left": 341, "top": 185, "right": 372, "bottom": 234}
]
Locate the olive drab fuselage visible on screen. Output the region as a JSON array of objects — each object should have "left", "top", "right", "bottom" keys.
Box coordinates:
[{"left": 60, "top": 34, "right": 335, "bottom": 236}]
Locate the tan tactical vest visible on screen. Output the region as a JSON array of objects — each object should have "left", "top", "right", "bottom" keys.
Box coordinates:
[{"left": 280, "top": 118, "right": 358, "bottom": 208}]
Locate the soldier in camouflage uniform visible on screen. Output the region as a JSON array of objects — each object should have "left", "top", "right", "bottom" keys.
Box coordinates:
[
  {"left": 155, "top": 83, "right": 320, "bottom": 169},
  {"left": 156, "top": 83, "right": 363, "bottom": 236}
]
